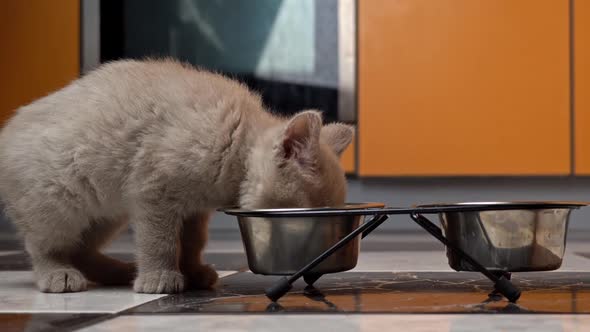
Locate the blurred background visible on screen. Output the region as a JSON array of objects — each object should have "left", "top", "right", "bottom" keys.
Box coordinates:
[{"left": 1, "top": 0, "right": 590, "bottom": 235}]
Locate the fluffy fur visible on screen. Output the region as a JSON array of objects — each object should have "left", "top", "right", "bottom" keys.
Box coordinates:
[{"left": 0, "top": 59, "right": 354, "bottom": 294}]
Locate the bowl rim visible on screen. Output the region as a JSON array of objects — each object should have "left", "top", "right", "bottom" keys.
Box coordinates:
[
  {"left": 415, "top": 201, "right": 589, "bottom": 209},
  {"left": 221, "top": 201, "right": 588, "bottom": 217},
  {"left": 220, "top": 202, "right": 385, "bottom": 216}
]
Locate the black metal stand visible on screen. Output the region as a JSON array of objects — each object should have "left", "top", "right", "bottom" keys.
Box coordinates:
[
  {"left": 410, "top": 213, "right": 521, "bottom": 302},
  {"left": 488, "top": 272, "right": 512, "bottom": 300},
  {"left": 264, "top": 214, "right": 389, "bottom": 302},
  {"left": 299, "top": 210, "right": 389, "bottom": 287},
  {"left": 303, "top": 273, "right": 323, "bottom": 286},
  {"left": 223, "top": 204, "right": 568, "bottom": 303}
]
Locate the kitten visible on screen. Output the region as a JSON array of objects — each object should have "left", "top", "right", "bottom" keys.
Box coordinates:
[{"left": 0, "top": 59, "right": 354, "bottom": 294}]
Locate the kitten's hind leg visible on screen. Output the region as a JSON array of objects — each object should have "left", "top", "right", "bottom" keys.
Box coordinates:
[
  {"left": 74, "top": 252, "right": 136, "bottom": 286},
  {"left": 7, "top": 200, "right": 89, "bottom": 293},
  {"left": 180, "top": 212, "right": 218, "bottom": 289},
  {"left": 72, "top": 218, "right": 136, "bottom": 286},
  {"left": 25, "top": 236, "right": 88, "bottom": 293}
]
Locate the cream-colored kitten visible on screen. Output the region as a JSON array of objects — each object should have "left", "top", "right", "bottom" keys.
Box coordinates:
[{"left": 0, "top": 59, "right": 353, "bottom": 294}]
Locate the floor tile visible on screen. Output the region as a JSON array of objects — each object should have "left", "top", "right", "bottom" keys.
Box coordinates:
[
  {"left": 128, "top": 271, "right": 590, "bottom": 314},
  {"left": 574, "top": 252, "right": 590, "bottom": 261},
  {"left": 0, "top": 270, "right": 236, "bottom": 314},
  {"left": 561, "top": 252, "right": 590, "bottom": 271},
  {"left": 202, "top": 241, "right": 245, "bottom": 253},
  {"left": 79, "top": 314, "right": 590, "bottom": 332},
  {"left": 0, "top": 272, "right": 165, "bottom": 313},
  {"left": 217, "top": 271, "right": 238, "bottom": 278},
  {"left": 358, "top": 231, "right": 446, "bottom": 252},
  {"left": 360, "top": 240, "right": 445, "bottom": 252},
  {"left": 353, "top": 251, "right": 452, "bottom": 272},
  {"left": 2, "top": 249, "right": 585, "bottom": 274},
  {"left": 0, "top": 313, "right": 108, "bottom": 332},
  {"left": 0, "top": 252, "right": 247, "bottom": 271},
  {"left": 352, "top": 250, "right": 589, "bottom": 273}
]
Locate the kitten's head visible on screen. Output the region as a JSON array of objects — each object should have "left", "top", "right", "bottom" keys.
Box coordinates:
[{"left": 240, "top": 110, "right": 354, "bottom": 209}]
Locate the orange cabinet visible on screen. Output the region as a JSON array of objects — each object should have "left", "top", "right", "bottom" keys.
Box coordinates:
[
  {"left": 0, "top": 0, "right": 80, "bottom": 125},
  {"left": 575, "top": 0, "right": 590, "bottom": 174},
  {"left": 358, "top": 0, "right": 570, "bottom": 176}
]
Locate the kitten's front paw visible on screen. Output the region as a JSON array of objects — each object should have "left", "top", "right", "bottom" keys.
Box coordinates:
[
  {"left": 37, "top": 268, "right": 88, "bottom": 293},
  {"left": 185, "top": 264, "right": 218, "bottom": 289},
  {"left": 133, "top": 270, "right": 185, "bottom": 294}
]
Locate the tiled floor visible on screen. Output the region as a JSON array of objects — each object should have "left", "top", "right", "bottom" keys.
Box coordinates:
[{"left": 1, "top": 229, "right": 590, "bottom": 331}]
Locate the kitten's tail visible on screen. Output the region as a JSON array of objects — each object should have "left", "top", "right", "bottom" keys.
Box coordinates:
[{"left": 73, "top": 252, "right": 136, "bottom": 286}]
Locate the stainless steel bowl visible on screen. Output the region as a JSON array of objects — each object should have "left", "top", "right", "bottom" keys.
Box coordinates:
[
  {"left": 417, "top": 202, "right": 586, "bottom": 272},
  {"left": 222, "top": 203, "right": 385, "bottom": 275}
]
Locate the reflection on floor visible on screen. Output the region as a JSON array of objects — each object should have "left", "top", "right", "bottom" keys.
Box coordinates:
[
  {"left": 1, "top": 230, "right": 590, "bottom": 331},
  {"left": 132, "top": 271, "right": 590, "bottom": 314}
]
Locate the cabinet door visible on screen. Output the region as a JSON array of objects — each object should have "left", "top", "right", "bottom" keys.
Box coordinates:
[
  {"left": 359, "top": 0, "right": 570, "bottom": 176},
  {"left": 0, "top": 0, "right": 80, "bottom": 124},
  {"left": 575, "top": 0, "right": 590, "bottom": 174}
]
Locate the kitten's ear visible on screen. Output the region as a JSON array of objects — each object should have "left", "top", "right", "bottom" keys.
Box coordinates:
[
  {"left": 281, "top": 110, "right": 322, "bottom": 164},
  {"left": 321, "top": 123, "right": 355, "bottom": 156}
]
